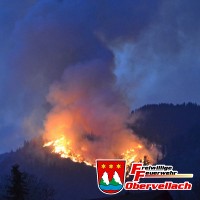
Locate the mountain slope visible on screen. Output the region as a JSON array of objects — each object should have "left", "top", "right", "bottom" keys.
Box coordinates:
[
  {"left": 131, "top": 103, "right": 200, "bottom": 174},
  {"left": 131, "top": 103, "right": 200, "bottom": 199},
  {"left": 0, "top": 138, "right": 105, "bottom": 200},
  {"left": 0, "top": 103, "right": 199, "bottom": 199}
]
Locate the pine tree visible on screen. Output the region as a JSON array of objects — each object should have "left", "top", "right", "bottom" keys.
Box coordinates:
[{"left": 6, "top": 164, "right": 28, "bottom": 200}]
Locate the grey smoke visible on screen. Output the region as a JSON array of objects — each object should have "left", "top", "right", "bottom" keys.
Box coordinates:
[{"left": 0, "top": 0, "right": 199, "bottom": 152}]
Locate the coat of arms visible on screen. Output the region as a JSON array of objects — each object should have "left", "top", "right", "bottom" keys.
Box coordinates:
[{"left": 96, "top": 159, "right": 126, "bottom": 194}]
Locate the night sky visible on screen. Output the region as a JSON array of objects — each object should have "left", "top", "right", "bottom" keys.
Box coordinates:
[{"left": 0, "top": 0, "right": 200, "bottom": 153}]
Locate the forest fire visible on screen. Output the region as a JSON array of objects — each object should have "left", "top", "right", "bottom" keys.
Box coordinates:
[
  {"left": 43, "top": 136, "right": 92, "bottom": 166},
  {"left": 43, "top": 135, "right": 156, "bottom": 168},
  {"left": 42, "top": 62, "right": 161, "bottom": 168}
]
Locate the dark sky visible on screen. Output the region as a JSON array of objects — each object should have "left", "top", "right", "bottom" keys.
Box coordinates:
[{"left": 0, "top": 0, "right": 200, "bottom": 153}]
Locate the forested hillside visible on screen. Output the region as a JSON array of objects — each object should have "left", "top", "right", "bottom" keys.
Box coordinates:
[{"left": 0, "top": 103, "right": 199, "bottom": 199}]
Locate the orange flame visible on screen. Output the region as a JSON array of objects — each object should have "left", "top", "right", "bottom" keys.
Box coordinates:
[
  {"left": 44, "top": 136, "right": 92, "bottom": 166},
  {"left": 43, "top": 135, "right": 158, "bottom": 168}
]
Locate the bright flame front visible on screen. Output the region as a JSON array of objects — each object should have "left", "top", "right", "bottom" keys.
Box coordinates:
[
  {"left": 43, "top": 135, "right": 154, "bottom": 168},
  {"left": 44, "top": 136, "right": 92, "bottom": 166}
]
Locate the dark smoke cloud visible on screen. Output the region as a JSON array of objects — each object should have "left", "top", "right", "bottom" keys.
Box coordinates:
[{"left": 0, "top": 0, "right": 199, "bottom": 152}]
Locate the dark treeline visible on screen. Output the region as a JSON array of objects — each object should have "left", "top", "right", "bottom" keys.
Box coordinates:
[
  {"left": 130, "top": 103, "right": 200, "bottom": 199},
  {"left": 131, "top": 102, "right": 200, "bottom": 145}
]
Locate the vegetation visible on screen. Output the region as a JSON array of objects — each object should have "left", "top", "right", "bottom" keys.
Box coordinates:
[{"left": 0, "top": 164, "right": 54, "bottom": 200}]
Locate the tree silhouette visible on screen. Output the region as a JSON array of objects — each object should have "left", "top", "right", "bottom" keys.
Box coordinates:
[
  {"left": 139, "top": 155, "right": 150, "bottom": 165},
  {"left": 143, "top": 155, "right": 150, "bottom": 165},
  {"left": 3, "top": 164, "right": 55, "bottom": 200},
  {"left": 6, "top": 164, "right": 28, "bottom": 200}
]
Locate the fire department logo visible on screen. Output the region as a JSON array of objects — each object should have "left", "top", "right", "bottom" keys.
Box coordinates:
[{"left": 96, "top": 159, "right": 126, "bottom": 195}]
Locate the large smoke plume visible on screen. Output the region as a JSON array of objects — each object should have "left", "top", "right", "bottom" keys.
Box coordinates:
[
  {"left": 43, "top": 60, "right": 159, "bottom": 163},
  {"left": 0, "top": 0, "right": 200, "bottom": 154}
]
